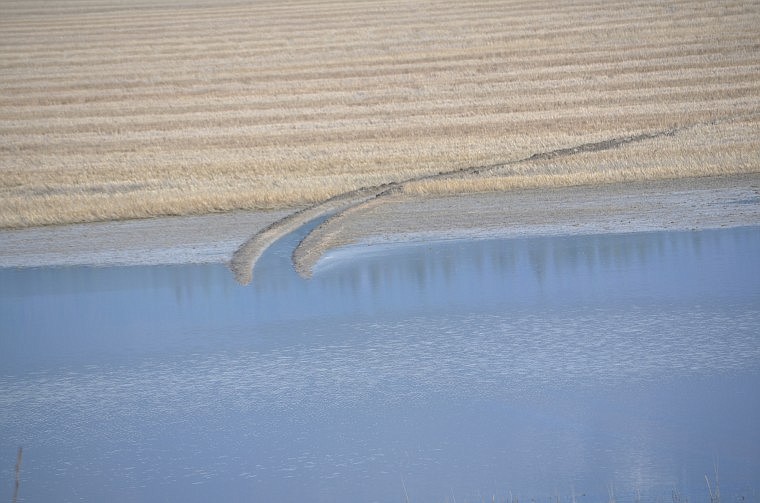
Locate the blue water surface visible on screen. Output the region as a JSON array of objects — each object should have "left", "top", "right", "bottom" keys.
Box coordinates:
[{"left": 1, "top": 225, "right": 759, "bottom": 502}]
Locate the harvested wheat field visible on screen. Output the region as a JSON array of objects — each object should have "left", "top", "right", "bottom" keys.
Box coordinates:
[{"left": 1, "top": 0, "right": 759, "bottom": 228}]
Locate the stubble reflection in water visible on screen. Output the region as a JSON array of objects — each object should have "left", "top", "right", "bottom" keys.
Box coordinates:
[{"left": 0, "top": 226, "right": 759, "bottom": 502}]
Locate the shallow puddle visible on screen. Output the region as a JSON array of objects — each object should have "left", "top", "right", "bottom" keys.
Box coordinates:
[{"left": 1, "top": 226, "right": 759, "bottom": 502}]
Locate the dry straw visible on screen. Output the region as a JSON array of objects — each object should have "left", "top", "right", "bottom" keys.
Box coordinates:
[{"left": 1, "top": 0, "right": 759, "bottom": 228}]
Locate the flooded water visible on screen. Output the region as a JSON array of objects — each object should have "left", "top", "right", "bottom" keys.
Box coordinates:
[{"left": 1, "top": 226, "right": 759, "bottom": 502}]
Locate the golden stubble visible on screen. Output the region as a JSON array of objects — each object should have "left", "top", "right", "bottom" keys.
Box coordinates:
[{"left": 1, "top": 0, "right": 759, "bottom": 228}]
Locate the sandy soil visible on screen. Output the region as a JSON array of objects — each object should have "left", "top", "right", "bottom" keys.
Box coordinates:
[{"left": 0, "top": 174, "right": 758, "bottom": 272}]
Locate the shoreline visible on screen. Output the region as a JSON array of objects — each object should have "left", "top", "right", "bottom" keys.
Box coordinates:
[
  {"left": 0, "top": 174, "right": 758, "bottom": 271},
  {"left": 0, "top": 209, "right": 292, "bottom": 269},
  {"left": 293, "top": 173, "right": 760, "bottom": 277}
]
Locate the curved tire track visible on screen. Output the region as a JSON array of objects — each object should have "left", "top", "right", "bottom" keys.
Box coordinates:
[
  {"left": 229, "top": 184, "right": 395, "bottom": 284},
  {"left": 233, "top": 113, "right": 755, "bottom": 283}
]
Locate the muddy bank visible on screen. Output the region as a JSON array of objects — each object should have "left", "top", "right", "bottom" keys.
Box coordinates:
[
  {"left": 1, "top": 174, "right": 757, "bottom": 275},
  {"left": 0, "top": 210, "right": 292, "bottom": 268},
  {"left": 293, "top": 174, "right": 760, "bottom": 277}
]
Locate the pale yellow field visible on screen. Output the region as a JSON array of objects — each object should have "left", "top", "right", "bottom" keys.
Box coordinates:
[{"left": 1, "top": 0, "right": 759, "bottom": 228}]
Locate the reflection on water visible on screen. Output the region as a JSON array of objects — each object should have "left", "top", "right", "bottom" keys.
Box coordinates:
[{"left": 1, "top": 227, "right": 759, "bottom": 502}]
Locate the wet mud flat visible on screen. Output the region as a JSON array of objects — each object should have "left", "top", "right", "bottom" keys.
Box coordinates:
[{"left": 1, "top": 174, "right": 757, "bottom": 275}]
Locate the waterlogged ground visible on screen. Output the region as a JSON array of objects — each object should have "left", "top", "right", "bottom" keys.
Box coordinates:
[{"left": 1, "top": 226, "right": 759, "bottom": 502}]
